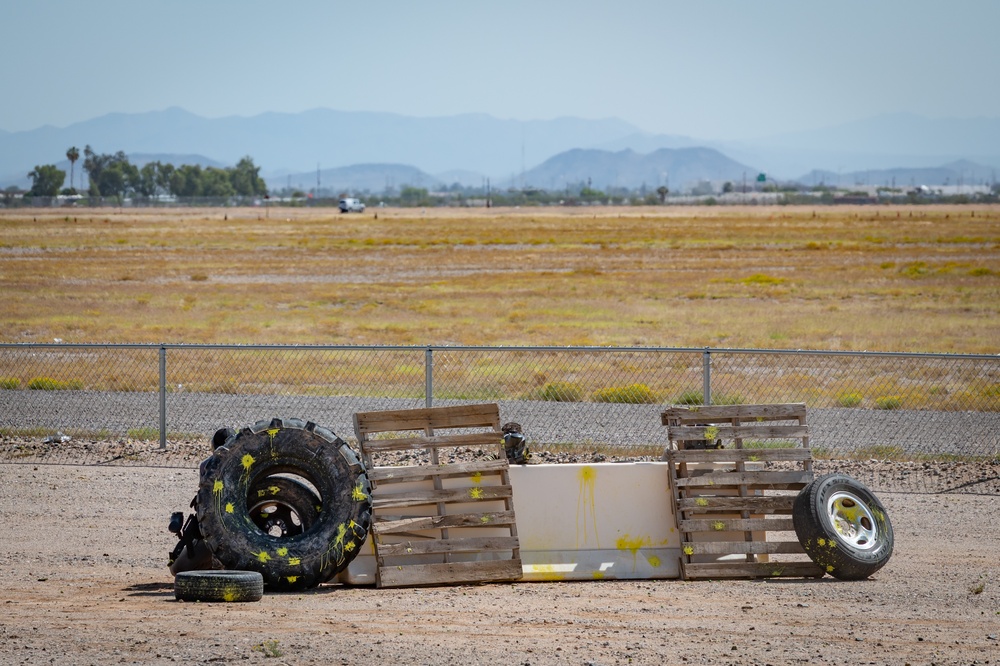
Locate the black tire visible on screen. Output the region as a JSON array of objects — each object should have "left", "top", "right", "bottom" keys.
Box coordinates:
[
  {"left": 174, "top": 570, "right": 264, "bottom": 602},
  {"left": 793, "top": 473, "right": 894, "bottom": 580},
  {"left": 195, "top": 417, "right": 372, "bottom": 591},
  {"left": 249, "top": 475, "right": 321, "bottom": 538}
]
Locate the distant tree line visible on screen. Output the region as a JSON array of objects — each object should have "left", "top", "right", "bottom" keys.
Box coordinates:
[{"left": 24, "top": 146, "right": 267, "bottom": 200}]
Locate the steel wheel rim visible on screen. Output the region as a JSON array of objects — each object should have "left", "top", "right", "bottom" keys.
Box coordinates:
[{"left": 826, "top": 490, "right": 878, "bottom": 550}]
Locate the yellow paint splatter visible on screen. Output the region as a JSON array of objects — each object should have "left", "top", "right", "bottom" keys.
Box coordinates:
[
  {"left": 480, "top": 515, "right": 491, "bottom": 524},
  {"left": 213, "top": 480, "right": 224, "bottom": 494},
  {"left": 468, "top": 487, "right": 484, "bottom": 499},
  {"left": 255, "top": 551, "right": 271, "bottom": 563},
  {"left": 683, "top": 545, "right": 694, "bottom": 556},
  {"left": 826, "top": 564, "right": 834, "bottom": 572},
  {"left": 288, "top": 557, "right": 301, "bottom": 566},
  {"left": 225, "top": 502, "right": 234, "bottom": 514},
  {"left": 647, "top": 555, "right": 662, "bottom": 568},
  {"left": 817, "top": 537, "right": 827, "bottom": 547},
  {"left": 344, "top": 541, "right": 356, "bottom": 552},
  {"left": 258, "top": 485, "right": 280, "bottom": 498},
  {"left": 266, "top": 427, "right": 280, "bottom": 443},
  {"left": 277, "top": 547, "right": 288, "bottom": 557},
  {"left": 352, "top": 483, "right": 368, "bottom": 502},
  {"left": 712, "top": 521, "right": 726, "bottom": 531},
  {"left": 592, "top": 571, "right": 606, "bottom": 580},
  {"left": 241, "top": 453, "right": 255, "bottom": 471},
  {"left": 222, "top": 590, "right": 236, "bottom": 602},
  {"left": 471, "top": 471, "right": 483, "bottom": 484},
  {"left": 695, "top": 498, "right": 709, "bottom": 507},
  {"left": 286, "top": 576, "right": 298, "bottom": 584}
]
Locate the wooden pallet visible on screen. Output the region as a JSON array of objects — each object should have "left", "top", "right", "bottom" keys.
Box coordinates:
[
  {"left": 663, "top": 403, "right": 824, "bottom": 580},
  {"left": 354, "top": 404, "right": 522, "bottom": 588}
]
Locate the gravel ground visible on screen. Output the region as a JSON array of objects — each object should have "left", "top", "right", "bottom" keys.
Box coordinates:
[{"left": 0, "top": 463, "right": 998, "bottom": 666}]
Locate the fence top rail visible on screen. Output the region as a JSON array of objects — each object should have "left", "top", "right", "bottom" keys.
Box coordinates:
[{"left": 0, "top": 342, "right": 995, "bottom": 361}]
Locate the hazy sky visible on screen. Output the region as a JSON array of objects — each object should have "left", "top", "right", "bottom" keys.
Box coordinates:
[{"left": 4, "top": 0, "right": 998, "bottom": 139}]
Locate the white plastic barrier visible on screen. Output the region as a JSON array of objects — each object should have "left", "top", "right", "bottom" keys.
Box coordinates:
[{"left": 338, "top": 461, "right": 681, "bottom": 585}]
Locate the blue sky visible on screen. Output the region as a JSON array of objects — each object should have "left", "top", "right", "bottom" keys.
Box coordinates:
[{"left": 4, "top": 0, "right": 998, "bottom": 139}]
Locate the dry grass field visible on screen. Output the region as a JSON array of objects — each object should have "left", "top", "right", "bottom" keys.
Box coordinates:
[{"left": 1, "top": 205, "right": 998, "bottom": 352}]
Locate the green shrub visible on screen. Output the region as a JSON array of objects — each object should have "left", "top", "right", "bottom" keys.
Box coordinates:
[
  {"left": 712, "top": 393, "right": 744, "bottom": 406},
  {"left": 592, "top": 383, "right": 657, "bottom": 404},
  {"left": 536, "top": 381, "right": 583, "bottom": 402},
  {"left": 27, "top": 377, "right": 84, "bottom": 391},
  {"left": 836, "top": 391, "right": 863, "bottom": 408},
  {"left": 0, "top": 377, "right": 20, "bottom": 390},
  {"left": 874, "top": 395, "right": 902, "bottom": 410},
  {"left": 674, "top": 390, "right": 704, "bottom": 405}
]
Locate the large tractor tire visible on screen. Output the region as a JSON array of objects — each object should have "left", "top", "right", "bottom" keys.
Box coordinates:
[
  {"left": 793, "top": 473, "right": 894, "bottom": 580},
  {"left": 195, "top": 418, "right": 372, "bottom": 591}
]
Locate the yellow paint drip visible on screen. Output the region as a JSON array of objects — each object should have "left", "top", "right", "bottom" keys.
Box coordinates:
[
  {"left": 213, "top": 480, "right": 224, "bottom": 494},
  {"left": 266, "top": 427, "right": 280, "bottom": 443},
  {"left": 576, "top": 466, "right": 600, "bottom": 549}
]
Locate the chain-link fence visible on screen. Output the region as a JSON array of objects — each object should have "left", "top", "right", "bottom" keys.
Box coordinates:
[{"left": 1, "top": 343, "right": 997, "bottom": 493}]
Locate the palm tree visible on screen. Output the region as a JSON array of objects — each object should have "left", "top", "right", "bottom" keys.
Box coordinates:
[{"left": 66, "top": 146, "right": 79, "bottom": 192}]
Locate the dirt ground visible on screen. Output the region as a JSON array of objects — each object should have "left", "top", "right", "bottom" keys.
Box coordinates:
[{"left": 1, "top": 464, "right": 998, "bottom": 666}]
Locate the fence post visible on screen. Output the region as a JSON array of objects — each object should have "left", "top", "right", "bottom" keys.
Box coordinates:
[
  {"left": 425, "top": 347, "right": 434, "bottom": 408},
  {"left": 158, "top": 345, "right": 167, "bottom": 450},
  {"left": 702, "top": 348, "right": 712, "bottom": 406}
]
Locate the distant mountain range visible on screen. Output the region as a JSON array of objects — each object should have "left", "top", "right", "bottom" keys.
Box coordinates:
[{"left": 1, "top": 108, "right": 997, "bottom": 192}]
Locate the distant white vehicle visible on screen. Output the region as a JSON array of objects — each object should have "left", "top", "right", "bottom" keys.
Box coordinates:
[{"left": 339, "top": 197, "right": 365, "bottom": 213}]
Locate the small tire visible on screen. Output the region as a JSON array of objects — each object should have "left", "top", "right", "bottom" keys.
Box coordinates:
[
  {"left": 196, "top": 418, "right": 372, "bottom": 591},
  {"left": 174, "top": 570, "right": 264, "bottom": 602},
  {"left": 793, "top": 473, "right": 894, "bottom": 580}
]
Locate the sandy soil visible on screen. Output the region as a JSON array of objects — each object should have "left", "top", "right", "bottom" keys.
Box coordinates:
[{"left": 1, "top": 463, "right": 998, "bottom": 666}]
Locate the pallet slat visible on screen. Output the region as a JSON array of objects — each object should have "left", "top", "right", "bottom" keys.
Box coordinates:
[
  {"left": 359, "top": 432, "right": 502, "bottom": 454},
  {"left": 679, "top": 517, "right": 796, "bottom": 532},
  {"left": 682, "top": 540, "right": 807, "bottom": 555},
  {"left": 377, "top": 559, "right": 522, "bottom": 588},
  {"left": 662, "top": 403, "right": 806, "bottom": 425},
  {"left": 682, "top": 561, "right": 824, "bottom": 580},
  {"left": 669, "top": 448, "right": 812, "bottom": 463},
  {"left": 673, "top": 471, "right": 813, "bottom": 488},
  {"left": 372, "top": 485, "right": 513, "bottom": 510},
  {"left": 376, "top": 536, "right": 520, "bottom": 557},
  {"left": 368, "top": 459, "right": 509, "bottom": 484}
]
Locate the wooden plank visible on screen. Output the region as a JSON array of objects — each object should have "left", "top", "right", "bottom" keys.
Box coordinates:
[
  {"left": 369, "top": 458, "right": 509, "bottom": 484},
  {"left": 376, "top": 536, "right": 520, "bottom": 557},
  {"left": 662, "top": 403, "right": 806, "bottom": 425},
  {"left": 377, "top": 558, "right": 522, "bottom": 588},
  {"left": 676, "top": 495, "right": 797, "bottom": 512},
  {"left": 673, "top": 471, "right": 813, "bottom": 488},
  {"left": 679, "top": 517, "right": 796, "bottom": 532},
  {"left": 682, "top": 540, "right": 806, "bottom": 555},
  {"left": 372, "top": 485, "right": 513, "bottom": 510},
  {"left": 360, "top": 432, "right": 502, "bottom": 454},
  {"left": 374, "top": 510, "right": 517, "bottom": 534},
  {"left": 681, "top": 561, "right": 825, "bottom": 579},
  {"left": 668, "top": 425, "right": 809, "bottom": 441},
  {"left": 667, "top": 448, "right": 813, "bottom": 463},
  {"left": 355, "top": 404, "right": 500, "bottom": 434}
]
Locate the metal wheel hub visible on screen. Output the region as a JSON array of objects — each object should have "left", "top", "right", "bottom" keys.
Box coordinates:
[{"left": 826, "top": 490, "right": 878, "bottom": 550}]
